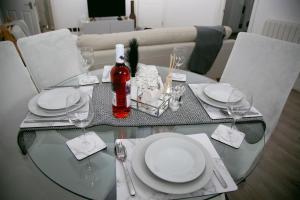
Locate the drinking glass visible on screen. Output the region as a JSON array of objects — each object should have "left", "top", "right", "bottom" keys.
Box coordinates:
[
  {"left": 172, "top": 46, "right": 188, "bottom": 82},
  {"left": 66, "top": 94, "right": 95, "bottom": 151},
  {"left": 226, "top": 88, "right": 253, "bottom": 138},
  {"left": 78, "top": 15, "right": 89, "bottom": 36},
  {"left": 169, "top": 85, "right": 186, "bottom": 111},
  {"left": 80, "top": 47, "right": 95, "bottom": 74}
]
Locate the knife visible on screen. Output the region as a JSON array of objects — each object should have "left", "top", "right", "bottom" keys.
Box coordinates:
[
  {"left": 24, "top": 119, "right": 69, "bottom": 123},
  {"left": 213, "top": 168, "right": 228, "bottom": 188}
]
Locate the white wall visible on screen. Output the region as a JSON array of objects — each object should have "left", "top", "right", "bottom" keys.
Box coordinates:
[
  {"left": 248, "top": 0, "right": 300, "bottom": 34},
  {"left": 50, "top": 0, "right": 225, "bottom": 29},
  {"left": 50, "top": 0, "right": 132, "bottom": 29},
  {"left": 50, "top": 0, "right": 88, "bottom": 29},
  {"left": 137, "top": 0, "right": 225, "bottom": 28},
  {"left": 163, "top": 0, "right": 225, "bottom": 27}
]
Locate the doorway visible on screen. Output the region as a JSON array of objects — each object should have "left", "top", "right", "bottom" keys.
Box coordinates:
[
  {"left": 222, "top": 0, "right": 255, "bottom": 37},
  {"left": 0, "top": 0, "right": 41, "bottom": 34},
  {"left": 35, "top": 0, "right": 54, "bottom": 32}
]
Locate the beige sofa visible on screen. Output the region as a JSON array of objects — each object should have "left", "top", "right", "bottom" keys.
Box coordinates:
[{"left": 77, "top": 26, "right": 235, "bottom": 80}]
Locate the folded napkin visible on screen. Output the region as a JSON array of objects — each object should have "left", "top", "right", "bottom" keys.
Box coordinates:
[
  {"left": 102, "top": 65, "right": 113, "bottom": 83},
  {"left": 116, "top": 133, "right": 237, "bottom": 200},
  {"left": 78, "top": 75, "right": 99, "bottom": 85},
  {"left": 20, "top": 86, "right": 94, "bottom": 128}
]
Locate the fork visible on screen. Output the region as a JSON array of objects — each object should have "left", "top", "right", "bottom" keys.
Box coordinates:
[{"left": 115, "top": 140, "right": 136, "bottom": 196}]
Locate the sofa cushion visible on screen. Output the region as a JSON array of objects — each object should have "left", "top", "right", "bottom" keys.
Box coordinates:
[{"left": 77, "top": 26, "right": 197, "bottom": 50}]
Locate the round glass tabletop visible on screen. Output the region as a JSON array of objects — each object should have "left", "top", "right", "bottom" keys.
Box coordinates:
[{"left": 23, "top": 68, "right": 265, "bottom": 200}]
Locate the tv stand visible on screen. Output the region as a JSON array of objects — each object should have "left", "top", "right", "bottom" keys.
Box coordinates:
[{"left": 81, "top": 19, "right": 134, "bottom": 34}]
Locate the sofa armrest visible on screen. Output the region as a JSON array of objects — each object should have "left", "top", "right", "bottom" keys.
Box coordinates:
[{"left": 206, "top": 39, "right": 235, "bottom": 80}]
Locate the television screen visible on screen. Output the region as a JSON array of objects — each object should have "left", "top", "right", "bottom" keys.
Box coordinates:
[{"left": 87, "top": 0, "right": 126, "bottom": 17}]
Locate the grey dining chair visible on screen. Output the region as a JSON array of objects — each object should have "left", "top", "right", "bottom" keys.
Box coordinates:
[
  {"left": 17, "top": 29, "right": 83, "bottom": 91},
  {"left": 220, "top": 32, "right": 300, "bottom": 142}
]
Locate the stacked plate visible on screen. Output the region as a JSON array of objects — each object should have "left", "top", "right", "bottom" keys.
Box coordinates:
[
  {"left": 28, "top": 87, "right": 87, "bottom": 117},
  {"left": 197, "top": 83, "right": 242, "bottom": 109},
  {"left": 132, "top": 132, "right": 214, "bottom": 194}
]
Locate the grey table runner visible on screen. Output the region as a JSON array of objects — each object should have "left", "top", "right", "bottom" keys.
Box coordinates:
[{"left": 91, "top": 82, "right": 263, "bottom": 127}]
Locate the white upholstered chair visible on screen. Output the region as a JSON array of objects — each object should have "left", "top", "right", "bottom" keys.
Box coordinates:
[
  {"left": 261, "top": 19, "right": 300, "bottom": 92},
  {"left": 0, "top": 41, "right": 37, "bottom": 134},
  {"left": 17, "top": 29, "right": 83, "bottom": 91},
  {"left": 220, "top": 32, "right": 300, "bottom": 142}
]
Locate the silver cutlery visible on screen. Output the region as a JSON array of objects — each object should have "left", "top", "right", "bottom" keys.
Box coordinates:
[
  {"left": 115, "top": 140, "right": 136, "bottom": 196},
  {"left": 220, "top": 109, "right": 258, "bottom": 116},
  {"left": 43, "top": 85, "right": 79, "bottom": 90},
  {"left": 213, "top": 162, "right": 228, "bottom": 188},
  {"left": 24, "top": 118, "right": 69, "bottom": 123}
]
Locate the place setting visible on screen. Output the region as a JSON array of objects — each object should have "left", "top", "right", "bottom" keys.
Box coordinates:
[
  {"left": 189, "top": 83, "right": 262, "bottom": 120},
  {"left": 189, "top": 83, "right": 263, "bottom": 148},
  {"left": 115, "top": 132, "right": 238, "bottom": 200},
  {"left": 20, "top": 86, "right": 94, "bottom": 128}
]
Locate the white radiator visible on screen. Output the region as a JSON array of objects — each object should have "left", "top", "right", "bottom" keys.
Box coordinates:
[
  {"left": 262, "top": 19, "right": 300, "bottom": 44},
  {"left": 262, "top": 19, "right": 300, "bottom": 92}
]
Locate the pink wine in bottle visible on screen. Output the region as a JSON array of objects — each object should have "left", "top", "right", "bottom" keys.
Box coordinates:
[{"left": 111, "top": 44, "right": 131, "bottom": 118}]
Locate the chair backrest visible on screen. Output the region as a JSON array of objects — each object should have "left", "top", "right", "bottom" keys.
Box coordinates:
[
  {"left": 17, "top": 29, "right": 82, "bottom": 91},
  {"left": 261, "top": 19, "right": 300, "bottom": 92},
  {"left": 220, "top": 32, "right": 300, "bottom": 142},
  {"left": 0, "top": 41, "right": 37, "bottom": 129}
]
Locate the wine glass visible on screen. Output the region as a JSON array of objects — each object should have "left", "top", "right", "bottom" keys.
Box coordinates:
[
  {"left": 80, "top": 46, "right": 95, "bottom": 75},
  {"left": 66, "top": 94, "right": 95, "bottom": 151},
  {"left": 226, "top": 88, "right": 253, "bottom": 141},
  {"left": 172, "top": 46, "right": 188, "bottom": 82},
  {"left": 78, "top": 15, "right": 89, "bottom": 36}
]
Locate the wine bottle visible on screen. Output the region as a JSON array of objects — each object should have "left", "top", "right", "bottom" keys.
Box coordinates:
[
  {"left": 129, "top": 0, "right": 136, "bottom": 29},
  {"left": 111, "top": 44, "right": 131, "bottom": 118}
]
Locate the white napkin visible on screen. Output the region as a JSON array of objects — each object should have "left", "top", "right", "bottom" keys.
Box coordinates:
[
  {"left": 66, "top": 132, "right": 107, "bottom": 160},
  {"left": 79, "top": 75, "right": 99, "bottom": 85},
  {"left": 172, "top": 72, "right": 186, "bottom": 82},
  {"left": 116, "top": 133, "right": 237, "bottom": 200},
  {"left": 102, "top": 65, "right": 113, "bottom": 82},
  {"left": 211, "top": 125, "right": 245, "bottom": 149}
]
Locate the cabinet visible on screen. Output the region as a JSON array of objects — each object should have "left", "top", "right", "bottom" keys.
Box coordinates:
[{"left": 81, "top": 19, "right": 134, "bottom": 34}]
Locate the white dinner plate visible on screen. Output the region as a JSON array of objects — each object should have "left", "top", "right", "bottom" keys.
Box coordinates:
[
  {"left": 203, "top": 83, "right": 241, "bottom": 103},
  {"left": 145, "top": 137, "right": 206, "bottom": 183},
  {"left": 37, "top": 88, "right": 81, "bottom": 110},
  {"left": 132, "top": 132, "right": 213, "bottom": 194},
  {"left": 28, "top": 92, "right": 87, "bottom": 117}
]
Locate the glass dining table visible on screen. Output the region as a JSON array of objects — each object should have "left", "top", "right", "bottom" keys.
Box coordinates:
[{"left": 21, "top": 67, "right": 265, "bottom": 200}]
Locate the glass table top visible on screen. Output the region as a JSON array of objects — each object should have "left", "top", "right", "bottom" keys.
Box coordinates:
[{"left": 23, "top": 68, "right": 265, "bottom": 200}]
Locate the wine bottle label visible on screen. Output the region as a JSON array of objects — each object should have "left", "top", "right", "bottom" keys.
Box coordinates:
[
  {"left": 112, "top": 92, "right": 117, "bottom": 106},
  {"left": 116, "top": 44, "right": 125, "bottom": 63}
]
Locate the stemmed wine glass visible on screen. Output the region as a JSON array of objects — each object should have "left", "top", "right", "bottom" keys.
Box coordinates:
[
  {"left": 226, "top": 88, "right": 253, "bottom": 142},
  {"left": 66, "top": 93, "right": 95, "bottom": 151},
  {"left": 80, "top": 47, "right": 95, "bottom": 75},
  {"left": 172, "top": 46, "right": 188, "bottom": 81}
]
